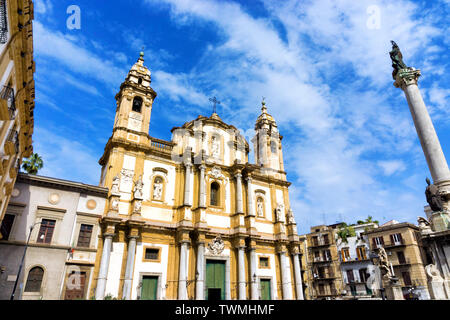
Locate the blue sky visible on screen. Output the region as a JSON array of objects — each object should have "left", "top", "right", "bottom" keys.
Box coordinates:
[{"left": 32, "top": 0, "right": 450, "bottom": 234}]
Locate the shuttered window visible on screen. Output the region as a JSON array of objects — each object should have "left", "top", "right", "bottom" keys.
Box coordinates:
[
  {"left": 210, "top": 182, "right": 220, "bottom": 206},
  {"left": 37, "top": 219, "right": 56, "bottom": 244},
  {"left": 76, "top": 224, "right": 93, "bottom": 248},
  {"left": 0, "top": 213, "right": 14, "bottom": 240}
]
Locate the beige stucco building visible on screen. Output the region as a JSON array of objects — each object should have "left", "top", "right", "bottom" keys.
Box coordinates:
[
  {"left": 0, "top": 173, "right": 107, "bottom": 300},
  {"left": 89, "top": 52, "right": 305, "bottom": 300},
  {"left": 0, "top": 0, "right": 35, "bottom": 233}
]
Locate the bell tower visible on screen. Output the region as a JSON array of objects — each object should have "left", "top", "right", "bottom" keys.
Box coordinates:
[
  {"left": 253, "top": 99, "right": 285, "bottom": 175},
  {"left": 112, "top": 51, "right": 157, "bottom": 142}
]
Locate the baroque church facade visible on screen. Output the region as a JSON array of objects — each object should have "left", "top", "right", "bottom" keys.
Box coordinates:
[{"left": 90, "top": 53, "right": 305, "bottom": 300}]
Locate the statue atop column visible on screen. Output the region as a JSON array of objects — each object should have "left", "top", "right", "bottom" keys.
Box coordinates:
[
  {"left": 425, "top": 177, "right": 444, "bottom": 212},
  {"left": 389, "top": 40, "right": 409, "bottom": 79}
]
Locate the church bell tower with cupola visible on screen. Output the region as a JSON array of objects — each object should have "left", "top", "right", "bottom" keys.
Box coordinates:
[
  {"left": 253, "top": 99, "right": 286, "bottom": 178},
  {"left": 112, "top": 51, "right": 157, "bottom": 143}
]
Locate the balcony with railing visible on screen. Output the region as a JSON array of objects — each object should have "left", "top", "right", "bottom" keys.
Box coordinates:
[
  {"left": 314, "top": 272, "right": 336, "bottom": 281},
  {"left": 4, "top": 129, "right": 19, "bottom": 156},
  {"left": 149, "top": 136, "right": 174, "bottom": 153},
  {"left": 310, "top": 237, "right": 332, "bottom": 248},
  {"left": 313, "top": 256, "right": 333, "bottom": 264},
  {"left": 384, "top": 239, "right": 406, "bottom": 248},
  {"left": 315, "top": 289, "right": 339, "bottom": 298},
  {"left": 0, "top": 86, "right": 16, "bottom": 120},
  {"left": 393, "top": 258, "right": 411, "bottom": 266}
]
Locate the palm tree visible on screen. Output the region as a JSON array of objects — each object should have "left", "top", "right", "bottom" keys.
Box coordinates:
[{"left": 21, "top": 153, "right": 43, "bottom": 175}]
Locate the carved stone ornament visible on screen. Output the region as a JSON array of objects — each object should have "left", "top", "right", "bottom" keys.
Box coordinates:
[
  {"left": 417, "top": 216, "right": 432, "bottom": 234},
  {"left": 210, "top": 166, "right": 225, "bottom": 179},
  {"left": 425, "top": 264, "right": 443, "bottom": 281},
  {"left": 377, "top": 247, "right": 395, "bottom": 281},
  {"left": 111, "top": 175, "right": 120, "bottom": 194},
  {"left": 133, "top": 199, "right": 142, "bottom": 214},
  {"left": 286, "top": 209, "right": 296, "bottom": 224},
  {"left": 120, "top": 169, "right": 134, "bottom": 192},
  {"left": 133, "top": 175, "right": 144, "bottom": 199},
  {"left": 207, "top": 236, "right": 225, "bottom": 255},
  {"left": 110, "top": 197, "right": 119, "bottom": 211}
]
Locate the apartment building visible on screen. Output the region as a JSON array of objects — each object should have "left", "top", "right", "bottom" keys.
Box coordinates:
[
  {"left": 0, "top": 0, "right": 35, "bottom": 231},
  {"left": 0, "top": 173, "right": 107, "bottom": 300},
  {"left": 336, "top": 223, "right": 378, "bottom": 299},
  {"left": 305, "top": 224, "right": 344, "bottom": 299},
  {"left": 364, "top": 221, "right": 431, "bottom": 300}
]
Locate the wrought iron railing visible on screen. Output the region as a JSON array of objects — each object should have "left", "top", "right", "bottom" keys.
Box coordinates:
[
  {"left": 0, "top": 85, "right": 15, "bottom": 119},
  {"left": 0, "top": 0, "right": 7, "bottom": 44}
]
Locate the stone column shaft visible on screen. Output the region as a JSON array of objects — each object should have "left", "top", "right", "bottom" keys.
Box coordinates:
[
  {"left": 397, "top": 70, "right": 450, "bottom": 185},
  {"left": 249, "top": 248, "right": 258, "bottom": 299},
  {"left": 292, "top": 253, "right": 304, "bottom": 300},
  {"left": 238, "top": 247, "right": 246, "bottom": 299},
  {"left": 184, "top": 164, "right": 192, "bottom": 206},
  {"left": 199, "top": 165, "right": 206, "bottom": 208},
  {"left": 178, "top": 242, "right": 188, "bottom": 299},
  {"left": 235, "top": 174, "right": 244, "bottom": 214},
  {"left": 279, "top": 251, "right": 292, "bottom": 300},
  {"left": 196, "top": 243, "right": 205, "bottom": 300},
  {"left": 95, "top": 235, "right": 113, "bottom": 300},
  {"left": 122, "top": 237, "right": 137, "bottom": 300}
]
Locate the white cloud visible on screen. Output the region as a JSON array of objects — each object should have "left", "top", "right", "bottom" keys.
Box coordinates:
[
  {"left": 378, "top": 160, "right": 406, "bottom": 176},
  {"left": 144, "top": 0, "right": 441, "bottom": 232},
  {"left": 35, "top": 0, "right": 53, "bottom": 15}
]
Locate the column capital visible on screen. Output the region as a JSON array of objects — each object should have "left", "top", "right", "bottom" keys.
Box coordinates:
[
  {"left": 199, "top": 164, "right": 206, "bottom": 170},
  {"left": 394, "top": 68, "right": 421, "bottom": 89},
  {"left": 245, "top": 176, "right": 253, "bottom": 183},
  {"left": 235, "top": 172, "right": 242, "bottom": 179}
]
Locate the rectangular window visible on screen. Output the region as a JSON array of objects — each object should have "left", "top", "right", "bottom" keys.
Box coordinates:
[
  {"left": 0, "top": 0, "right": 7, "bottom": 44},
  {"left": 323, "top": 234, "right": 329, "bottom": 245},
  {"left": 37, "top": 219, "right": 56, "bottom": 244},
  {"left": 324, "top": 250, "right": 332, "bottom": 261},
  {"left": 397, "top": 251, "right": 406, "bottom": 265},
  {"left": 312, "top": 236, "right": 319, "bottom": 246},
  {"left": 356, "top": 246, "right": 367, "bottom": 260},
  {"left": 144, "top": 248, "right": 160, "bottom": 261},
  {"left": 359, "top": 268, "right": 368, "bottom": 282},
  {"left": 0, "top": 213, "right": 15, "bottom": 240},
  {"left": 402, "top": 271, "right": 412, "bottom": 286},
  {"left": 391, "top": 233, "right": 403, "bottom": 245},
  {"left": 76, "top": 224, "right": 93, "bottom": 248},
  {"left": 259, "top": 257, "right": 269, "bottom": 268},
  {"left": 373, "top": 236, "right": 384, "bottom": 248},
  {"left": 346, "top": 270, "right": 355, "bottom": 283}
]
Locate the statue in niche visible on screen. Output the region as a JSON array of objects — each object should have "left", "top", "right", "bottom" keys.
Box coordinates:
[
  {"left": 389, "top": 40, "right": 408, "bottom": 79},
  {"left": 153, "top": 177, "right": 163, "bottom": 200},
  {"left": 133, "top": 175, "right": 144, "bottom": 199},
  {"left": 425, "top": 178, "right": 443, "bottom": 212},
  {"left": 110, "top": 198, "right": 119, "bottom": 211},
  {"left": 276, "top": 203, "right": 285, "bottom": 222},
  {"left": 111, "top": 175, "right": 120, "bottom": 194},
  {"left": 211, "top": 135, "right": 220, "bottom": 158},
  {"left": 257, "top": 197, "right": 264, "bottom": 217},
  {"left": 133, "top": 199, "right": 142, "bottom": 214}
]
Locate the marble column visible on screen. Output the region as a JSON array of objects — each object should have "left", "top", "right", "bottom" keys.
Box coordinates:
[
  {"left": 196, "top": 242, "right": 205, "bottom": 300},
  {"left": 199, "top": 164, "right": 206, "bottom": 208},
  {"left": 395, "top": 69, "right": 450, "bottom": 186},
  {"left": 249, "top": 247, "right": 258, "bottom": 299},
  {"left": 184, "top": 163, "right": 192, "bottom": 206},
  {"left": 292, "top": 253, "right": 304, "bottom": 300},
  {"left": 95, "top": 234, "right": 113, "bottom": 300},
  {"left": 122, "top": 236, "right": 138, "bottom": 300},
  {"left": 178, "top": 241, "right": 189, "bottom": 299},
  {"left": 238, "top": 246, "right": 246, "bottom": 299},
  {"left": 235, "top": 173, "right": 244, "bottom": 214},
  {"left": 279, "top": 251, "right": 292, "bottom": 299},
  {"left": 246, "top": 177, "right": 254, "bottom": 216}
]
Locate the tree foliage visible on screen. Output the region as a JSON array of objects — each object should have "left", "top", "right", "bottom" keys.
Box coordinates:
[{"left": 21, "top": 153, "right": 44, "bottom": 175}]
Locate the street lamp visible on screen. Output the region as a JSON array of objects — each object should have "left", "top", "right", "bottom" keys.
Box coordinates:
[
  {"left": 10, "top": 221, "right": 41, "bottom": 300},
  {"left": 369, "top": 250, "right": 386, "bottom": 300}
]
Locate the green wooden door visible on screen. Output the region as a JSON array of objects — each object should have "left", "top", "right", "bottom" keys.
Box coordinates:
[
  {"left": 260, "top": 279, "right": 271, "bottom": 300},
  {"left": 141, "top": 276, "right": 158, "bottom": 300},
  {"left": 206, "top": 260, "right": 225, "bottom": 300}
]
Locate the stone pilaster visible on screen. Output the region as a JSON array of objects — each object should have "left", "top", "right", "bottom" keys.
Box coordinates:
[
  {"left": 184, "top": 163, "right": 193, "bottom": 206},
  {"left": 177, "top": 231, "right": 190, "bottom": 299},
  {"left": 246, "top": 177, "right": 254, "bottom": 217},
  {"left": 394, "top": 68, "right": 450, "bottom": 193},
  {"left": 235, "top": 172, "right": 244, "bottom": 214},
  {"left": 199, "top": 164, "right": 206, "bottom": 208}
]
